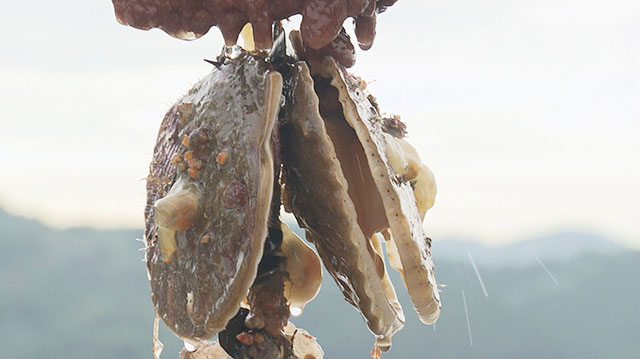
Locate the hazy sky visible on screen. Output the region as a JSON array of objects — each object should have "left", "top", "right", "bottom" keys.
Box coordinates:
[{"left": 1, "top": 1, "right": 638, "bottom": 248}]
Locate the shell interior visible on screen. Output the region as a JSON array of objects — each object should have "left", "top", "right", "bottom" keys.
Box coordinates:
[
  {"left": 317, "top": 57, "right": 441, "bottom": 325},
  {"left": 280, "top": 61, "right": 406, "bottom": 349},
  {"left": 281, "top": 56, "right": 441, "bottom": 349}
]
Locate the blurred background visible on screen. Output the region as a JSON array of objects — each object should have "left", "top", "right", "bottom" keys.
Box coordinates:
[{"left": 1, "top": 0, "right": 638, "bottom": 358}]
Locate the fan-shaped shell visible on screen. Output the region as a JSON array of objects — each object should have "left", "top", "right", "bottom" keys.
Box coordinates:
[{"left": 144, "top": 52, "right": 282, "bottom": 341}]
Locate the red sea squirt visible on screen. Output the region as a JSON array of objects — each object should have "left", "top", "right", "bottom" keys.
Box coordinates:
[{"left": 112, "top": 0, "right": 399, "bottom": 66}]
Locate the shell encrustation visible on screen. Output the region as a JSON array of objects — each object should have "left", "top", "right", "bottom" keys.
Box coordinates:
[
  {"left": 144, "top": 52, "right": 282, "bottom": 341},
  {"left": 280, "top": 56, "right": 440, "bottom": 349}
]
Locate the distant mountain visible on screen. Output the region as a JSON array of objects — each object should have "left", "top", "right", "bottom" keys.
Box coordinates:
[
  {"left": 1, "top": 209, "right": 639, "bottom": 359},
  {"left": 432, "top": 231, "right": 628, "bottom": 268},
  {"left": 285, "top": 216, "right": 630, "bottom": 267}
]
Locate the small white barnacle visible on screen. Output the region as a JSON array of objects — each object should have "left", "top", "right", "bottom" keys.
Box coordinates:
[{"left": 186, "top": 292, "right": 195, "bottom": 316}]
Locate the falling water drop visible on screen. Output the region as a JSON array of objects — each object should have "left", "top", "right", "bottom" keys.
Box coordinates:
[
  {"left": 152, "top": 316, "right": 164, "bottom": 359},
  {"left": 529, "top": 249, "right": 560, "bottom": 286},
  {"left": 467, "top": 251, "right": 489, "bottom": 297},
  {"left": 462, "top": 289, "right": 473, "bottom": 347},
  {"left": 449, "top": 255, "right": 462, "bottom": 277},
  {"left": 183, "top": 339, "right": 199, "bottom": 352},
  {"left": 290, "top": 306, "right": 303, "bottom": 317}
]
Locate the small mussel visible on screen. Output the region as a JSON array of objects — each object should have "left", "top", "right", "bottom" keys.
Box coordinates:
[{"left": 145, "top": 43, "right": 439, "bottom": 357}]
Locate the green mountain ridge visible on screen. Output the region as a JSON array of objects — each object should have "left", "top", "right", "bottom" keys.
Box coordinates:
[
  {"left": 1, "top": 209, "right": 638, "bottom": 358},
  {"left": 432, "top": 231, "right": 630, "bottom": 268}
]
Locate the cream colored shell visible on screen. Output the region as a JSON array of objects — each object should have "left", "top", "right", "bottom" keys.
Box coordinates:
[
  {"left": 281, "top": 61, "right": 406, "bottom": 349},
  {"left": 313, "top": 56, "right": 441, "bottom": 325},
  {"left": 280, "top": 222, "right": 322, "bottom": 316}
]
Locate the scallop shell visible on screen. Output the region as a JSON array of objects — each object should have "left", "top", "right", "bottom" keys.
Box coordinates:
[
  {"left": 314, "top": 56, "right": 441, "bottom": 326},
  {"left": 280, "top": 61, "right": 405, "bottom": 349},
  {"left": 144, "top": 52, "right": 282, "bottom": 341},
  {"left": 280, "top": 55, "right": 440, "bottom": 349}
]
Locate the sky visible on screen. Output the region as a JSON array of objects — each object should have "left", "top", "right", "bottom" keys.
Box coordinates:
[{"left": 0, "top": 0, "right": 638, "bottom": 248}]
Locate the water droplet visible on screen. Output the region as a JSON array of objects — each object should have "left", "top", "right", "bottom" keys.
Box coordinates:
[
  {"left": 467, "top": 251, "right": 489, "bottom": 297},
  {"left": 183, "top": 339, "right": 199, "bottom": 352},
  {"left": 290, "top": 306, "right": 303, "bottom": 317},
  {"left": 462, "top": 289, "right": 473, "bottom": 347},
  {"left": 153, "top": 316, "right": 164, "bottom": 359},
  {"left": 529, "top": 249, "right": 560, "bottom": 286}
]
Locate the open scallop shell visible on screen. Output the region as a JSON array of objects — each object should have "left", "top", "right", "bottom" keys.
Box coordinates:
[
  {"left": 281, "top": 53, "right": 441, "bottom": 349},
  {"left": 314, "top": 56, "right": 441, "bottom": 325},
  {"left": 280, "top": 61, "right": 406, "bottom": 350}
]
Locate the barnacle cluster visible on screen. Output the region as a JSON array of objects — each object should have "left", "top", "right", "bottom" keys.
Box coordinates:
[{"left": 113, "top": 1, "right": 441, "bottom": 358}]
